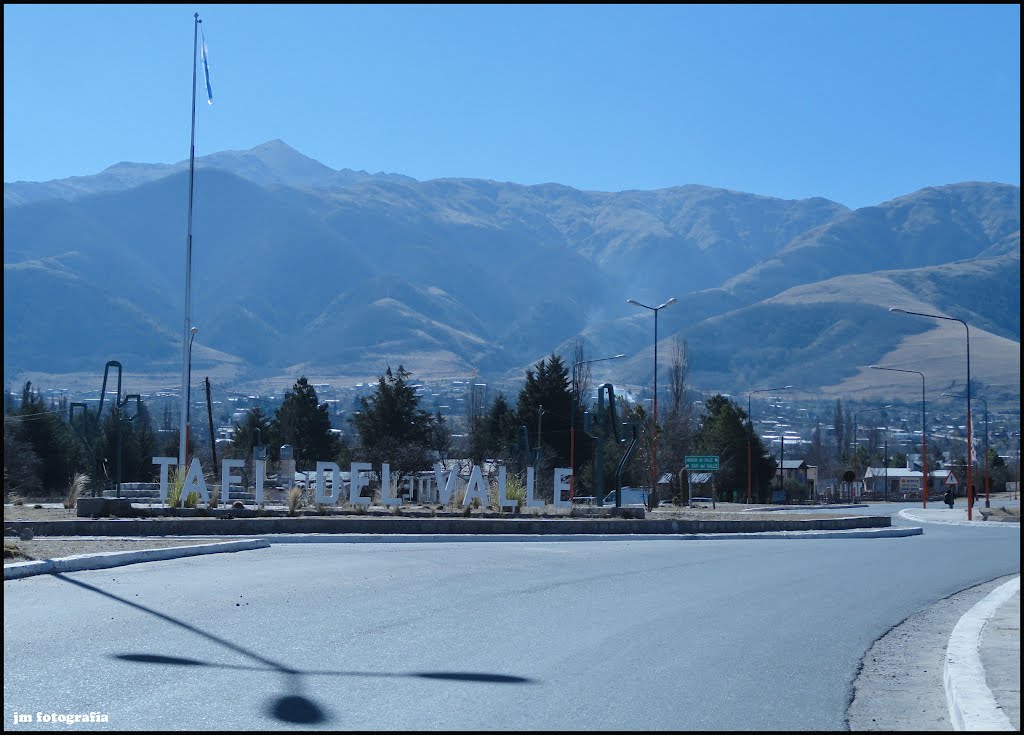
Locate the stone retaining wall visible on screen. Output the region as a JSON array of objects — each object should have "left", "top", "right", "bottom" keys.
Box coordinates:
[{"left": 4, "top": 515, "right": 890, "bottom": 537}]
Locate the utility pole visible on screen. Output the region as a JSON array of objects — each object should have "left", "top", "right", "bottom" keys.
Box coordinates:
[{"left": 205, "top": 377, "right": 217, "bottom": 471}]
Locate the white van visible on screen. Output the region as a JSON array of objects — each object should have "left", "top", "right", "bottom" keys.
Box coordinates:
[{"left": 602, "top": 486, "right": 649, "bottom": 507}]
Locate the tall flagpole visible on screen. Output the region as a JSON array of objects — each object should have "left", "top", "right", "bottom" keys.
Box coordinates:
[{"left": 178, "top": 12, "right": 201, "bottom": 469}]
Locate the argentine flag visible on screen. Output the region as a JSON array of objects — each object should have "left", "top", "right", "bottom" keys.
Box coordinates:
[{"left": 201, "top": 29, "right": 213, "bottom": 105}]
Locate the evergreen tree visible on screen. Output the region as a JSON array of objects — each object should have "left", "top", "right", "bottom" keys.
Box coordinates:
[
  {"left": 6, "top": 381, "right": 87, "bottom": 496},
  {"left": 352, "top": 365, "right": 435, "bottom": 483},
  {"left": 228, "top": 407, "right": 273, "bottom": 460},
  {"left": 515, "top": 354, "right": 573, "bottom": 467},
  {"left": 695, "top": 394, "right": 775, "bottom": 503},
  {"left": 274, "top": 377, "right": 339, "bottom": 469},
  {"left": 484, "top": 393, "right": 519, "bottom": 458}
]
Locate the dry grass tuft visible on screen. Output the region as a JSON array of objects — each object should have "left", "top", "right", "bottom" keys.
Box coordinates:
[
  {"left": 64, "top": 472, "right": 89, "bottom": 510},
  {"left": 287, "top": 487, "right": 303, "bottom": 516}
]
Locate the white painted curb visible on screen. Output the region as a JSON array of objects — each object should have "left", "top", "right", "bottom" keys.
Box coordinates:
[
  {"left": 899, "top": 509, "right": 1021, "bottom": 528},
  {"left": 262, "top": 527, "right": 922, "bottom": 543},
  {"left": 944, "top": 576, "right": 1019, "bottom": 731},
  {"left": 4, "top": 539, "right": 270, "bottom": 580}
]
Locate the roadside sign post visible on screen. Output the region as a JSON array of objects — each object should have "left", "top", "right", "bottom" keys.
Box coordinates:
[
  {"left": 685, "top": 456, "right": 720, "bottom": 472},
  {"left": 685, "top": 456, "right": 720, "bottom": 508}
]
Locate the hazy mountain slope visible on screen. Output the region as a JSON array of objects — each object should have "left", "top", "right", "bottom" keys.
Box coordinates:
[
  {"left": 668, "top": 253, "right": 1021, "bottom": 400},
  {"left": 719, "top": 182, "right": 1021, "bottom": 302},
  {"left": 2, "top": 139, "right": 414, "bottom": 208},
  {"left": 3, "top": 141, "right": 1019, "bottom": 403}
]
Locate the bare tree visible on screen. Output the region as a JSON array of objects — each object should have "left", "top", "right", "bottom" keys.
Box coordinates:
[
  {"left": 466, "top": 381, "right": 488, "bottom": 464},
  {"left": 661, "top": 336, "right": 694, "bottom": 503},
  {"left": 668, "top": 336, "right": 689, "bottom": 414},
  {"left": 571, "top": 337, "right": 592, "bottom": 414}
]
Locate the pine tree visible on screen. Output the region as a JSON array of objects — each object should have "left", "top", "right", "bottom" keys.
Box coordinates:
[
  {"left": 352, "top": 365, "right": 435, "bottom": 482},
  {"left": 515, "top": 354, "right": 573, "bottom": 467},
  {"left": 695, "top": 394, "right": 775, "bottom": 503},
  {"left": 274, "top": 377, "right": 338, "bottom": 470}
]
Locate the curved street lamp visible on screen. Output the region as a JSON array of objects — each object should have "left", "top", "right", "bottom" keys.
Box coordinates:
[
  {"left": 870, "top": 365, "right": 928, "bottom": 508},
  {"left": 627, "top": 297, "right": 677, "bottom": 506},
  {"left": 890, "top": 307, "right": 973, "bottom": 520},
  {"left": 943, "top": 392, "right": 989, "bottom": 509},
  {"left": 746, "top": 386, "right": 793, "bottom": 504},
  {"left": 570, "top": 353, "right": 626, "bottom": 500}
]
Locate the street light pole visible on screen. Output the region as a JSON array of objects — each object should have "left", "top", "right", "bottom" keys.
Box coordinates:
[
  {"left": 870, "top": 366, "right": 928, "bottom": 508},
  {"left": 890, "top": 308, "right": 973, "bottom": 520},
  {"left": 179, "top": 13, "right": 202, "bottom": 471},
  {"left": 628, "top": 297, "right": 677, "bottom": 507},
  {"left": 184, "top": 326, "right": 198, "bottom": 468},
  {"left": 943, "top": 393, "right": 989, "bottom": 509},
  {"left": 746, "top": 386, "right": 793, "bottom": 504},
  {"left": 570, "top": 353, "right": 625, "bottom": 500}
]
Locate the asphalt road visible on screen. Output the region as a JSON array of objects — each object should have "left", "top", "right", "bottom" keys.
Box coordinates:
[{"left": 3, "top": 505, "right": 1019, "bottom": 731}]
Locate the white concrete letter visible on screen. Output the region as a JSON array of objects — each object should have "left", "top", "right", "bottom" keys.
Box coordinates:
[
  {"left": 432, "top": 463, "right": 459, "bottom": 505},
  {"left": 525, "top": 466, "right": 544, "bottom": 507},
  {"left": 316, "top": 461, "right": 341, "bottom": 504},
  {"left": 183, "top": 457, "right": 209, "bottom": 502},
  {"left": 553, "top": 468, "right": 572, "bottom": 509},
  {"left": 463, "top": 465, "right": 489, "bottom": 507},
  {"left": 497, "top": 465, "right": 516, "bottom": 509},
  {"left": 255, "top": 459, "right": 266, "bottom": 504},
  {"left": 153, "top": 457, "right": 177, "bottom": 502},
  {"left": 349, "top": 462, "right": 371, "bottom": 505},
  {"left": 379, "top": 464, "right": 400, "bottom": 506},
  {"left": 221, "top": 459, "right": 245, "bottom": 503}
]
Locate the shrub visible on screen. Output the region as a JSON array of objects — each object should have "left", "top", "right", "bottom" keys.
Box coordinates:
[
  {"left": 184, "top": 491, "right": 201, "bottom": 508},
  {"left": 64, "top": 472, "right": 89, "bottom": 510},
  {"left": 166, "top": 470, "right": 184, "bottom": 509},
  {"left": 287, "top": 487, "right": 303, "bottom": 516},
  {"left": 209, "top": 487, "right": 220, "bottom": 509},
  {"left": 504, "top": 473, "right": 527, "bottom": 511}
]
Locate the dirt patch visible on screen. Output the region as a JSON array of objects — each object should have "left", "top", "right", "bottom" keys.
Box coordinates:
[
  {"left": 978, "top": 506, "right": 1021, "bottom": 523},
  {"left": 4, "top": 537, "right": 229, "bottom": 566},
  {"left": 6, "top": 501, "right": 854, "bottom": 524}
]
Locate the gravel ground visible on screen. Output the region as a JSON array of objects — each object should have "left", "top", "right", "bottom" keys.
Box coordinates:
[
  {"left": 847, "top": 575, "right": 1016, "bottom": 731},
  {"left": 1, "top": 499, "right": 890, "bottom": 567},
  {"left": 4, "top": 501, "right": 856, "bottom": 523},
  {"left": 4, "top": 536, "right": 224, "bottom": 565}
]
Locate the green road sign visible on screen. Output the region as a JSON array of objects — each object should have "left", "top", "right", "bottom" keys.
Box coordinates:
[{"left": 685, "top": 455, "right": 719, "bottom": 471}]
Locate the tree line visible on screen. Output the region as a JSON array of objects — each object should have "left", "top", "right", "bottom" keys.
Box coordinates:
[{"left": 24, "top": 337, "right": 987, "bottom": 506}]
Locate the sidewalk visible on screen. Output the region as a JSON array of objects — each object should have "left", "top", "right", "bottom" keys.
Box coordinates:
[
  {"left": 899, "top": 506, "right": 1019, "bottom": 730},
  {"left": 978, "top": 587, "right": 1020, "bottom": 730},
  {"left": 899, "top": 506, "right": 1019, "bottom": 527}
]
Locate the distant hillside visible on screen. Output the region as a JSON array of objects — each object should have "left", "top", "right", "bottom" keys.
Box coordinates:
[{"left": 4, "top": 140, "right": 1019, "bottom": 408}]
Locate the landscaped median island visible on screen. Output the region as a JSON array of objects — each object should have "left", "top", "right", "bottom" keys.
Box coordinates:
[{"left": 4, "top": 501, "right": 894, "bottom": 540}]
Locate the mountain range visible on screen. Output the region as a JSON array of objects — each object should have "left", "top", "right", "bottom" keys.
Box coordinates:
[{"left": 4, "top": 140, "right": 1020, "bottom": 410}]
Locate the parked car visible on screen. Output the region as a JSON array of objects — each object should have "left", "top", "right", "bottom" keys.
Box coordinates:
[{"left": 602, "top": 487, "right": 649, "bottom": 507}]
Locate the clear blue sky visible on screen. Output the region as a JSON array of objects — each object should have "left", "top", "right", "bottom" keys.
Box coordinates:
[{"left": 4, "top": 4, "right": 1019, "bottom": 209}]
